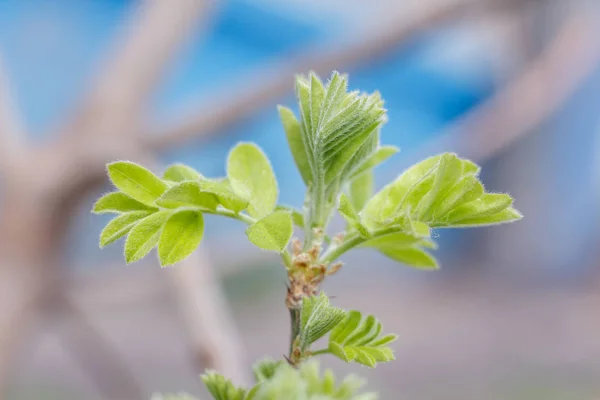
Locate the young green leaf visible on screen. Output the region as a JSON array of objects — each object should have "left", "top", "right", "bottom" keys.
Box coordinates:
[
  {"left": 197, "top": 180, "right": 248, "bottom": 213},
  {"left": 338, "top": 193, "right": 370, "bottom": 238},
  {"left": 430, "top": 175, "right": 484, "bottom": 221},
  {"left": 158, "top": 210, "right": 204, "bottom": 267},
  {"left": 124, "top": 210, "right": 171, "bottom": 264},
  {"left": 348, "top": 172, "right": 373, "bottom": 213},
  {"left": 415, "top": 153, "right": 463, "bottom": 220},
  {"left": 275, "top": 205, "right": 304, "bottom": 229},
  {"left": 156, "top": 181, "right": 219, "bottom": 211},
  {"left": 201, "top": 371, "right": 247, "bottom": 400},
  {"left": 93, "top": 192, "right": 156, "bottom": 214},
  {"left": 107, "top": 161, "right": 168, "bottom": 205},
  {"left": 227, "top": 143, "right": 278, "bottom": 218},
  {"left": 328, "top": 311, "right": 397, "bottom": 368},
  {"left": 278, "top": 105, "right": 313, "bottom": 186},
  {"left": 300, "top": 293, "right": 346, "bottom": 350},
  {"left": 252, "top": 358, "right": 284, "bottom": 383},
  {"left": 360, "top": 231, "right": 438, "bottom": 269},
  {"left": 445, "top": 193, "right": 513, "bottom": 224},
  {"left": 162, "top": 164, "right": 203, "bottom": 182},
  {"left": 441, "top": 206, "right": 522, "bottom": 228},
  {"left": 99, "top": 210, "right": 151, "bottom": 248},
  {"left": 246, "top": 210, "right": 293, "bottom": 252}
]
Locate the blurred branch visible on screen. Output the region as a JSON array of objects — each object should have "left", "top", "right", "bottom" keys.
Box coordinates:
[
  {"left": 62, "top": 0, "right": 213, "bottom": 141},
  {"left": 145, "top": 0, "right": 523, "bottom": 151},
  {"left": 448, "top": 8, "right": 600, "bottom": 161},
  {"left": 168, "top": 250, "right": 251, "bottom": 385},
  {"left": 0, "top": 57, "right": 26, "bottom": 171}
]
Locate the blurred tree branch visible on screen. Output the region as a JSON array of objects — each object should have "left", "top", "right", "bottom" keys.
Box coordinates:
[{"left": 144, "top": 0, "right": 523, "bottom": 151}]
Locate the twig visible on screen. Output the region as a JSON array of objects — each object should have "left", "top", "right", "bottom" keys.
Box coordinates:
[
  {"left": 144, "top": 0, "right": 521, "bottom": 151},
  {"left": 61, "top": 0, "right": 213, "bottom": 142}
]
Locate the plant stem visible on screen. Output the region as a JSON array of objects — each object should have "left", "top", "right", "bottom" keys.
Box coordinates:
[
  {"left": 288, "top": 307, "right": 300, "bottom": 358},
  {"left": 319, "top": 232, "right": 362, "bottom": 264},
  {"left": 310, "top": 348, "right": 330, "bottom": 356}
]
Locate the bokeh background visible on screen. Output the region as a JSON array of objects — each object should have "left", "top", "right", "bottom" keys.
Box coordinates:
[{"left": 0, "top": 0, "right": 599, "bottom": 399}]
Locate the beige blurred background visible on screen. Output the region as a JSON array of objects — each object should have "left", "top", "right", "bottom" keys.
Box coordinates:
[{"left": 0, "top": 0, "right": 599, "bottom": 399}]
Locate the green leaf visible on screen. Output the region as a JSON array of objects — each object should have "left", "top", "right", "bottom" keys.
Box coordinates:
[
  {"left": 445, "top": 193, "right": 513, "bottom": 224},
  {"left": 361, "top": 154, "right": 441, "bottom": 229},
  {"left": 300, "top": 293, "right": 346, "bottom": 350},
  {"left": 415, "top": 153, "right": 463, "bottom": 220},
  {"left": 276, "top": 205, "right": 304, "bottom": 229},
  {"left": 124, "top": 210, "right": 171, "bottom": 264},
  {"left": 252, "top": 358, "right": 284, "bottom": 382},
  {"left": 107, "top": 161, "right": 168, "bottom": 205},
  {"left": 442, "top": 206, "right": 522, "bottom": 228},
  {"left": 348, "top": 146, "right": 399, "bottom": 180},
  {"left": 99, "top": 210, "right": 151, "bottom": 248},
  {"left": 361, "top": 231, "right": 438, "bottom": 269},
  {"left": 197, "top": 180, "right": 248, "bottom": 213},
  {"left": 201, "top": 371, "right": 247, "bottom": 400},
  {"left": 252, "top": 360, "right": 376, "bottom": 400},
  {"left": 93, "top": 192, "right": 156, "bottom": 214},
  {"left": 348, "top": 172, "right": 373, "bottom": 213},
  {"left": 162, "top": 164, "right": 203, "bottom": 182},
  {"left": 278, "top": 105, "right": 313, "bottom": 186},
  {"left": 246, "top": 211, "right": 293, "bottom": 252},
  {"left": 158, "top": 210, "right": 204, "bottom": 267},
  {"left": 430, "top": 175, "right": 484, "bottom": 221},
  {"left": 156, "top": 181, "right": 219, "bottom": 211},
  {"left": 338, "top": 193, "right": 370, "bottom": 238},
  {"left": 328, "top": 311, "right": 396, "bottom": 368},
  {"left": 227, "top": 142, "right": 278, "bottom": 218}
]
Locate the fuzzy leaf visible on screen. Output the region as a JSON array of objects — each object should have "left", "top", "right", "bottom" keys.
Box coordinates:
[
  {"left": 279, "top": 105, "right": 313, "bottom": 186},
  {"left": 348, "top": 172, "right": 373, "bottom": 213},
  {"left": 227, "top": 143, "right": 278, "bottom": 218},
  {"left": 93, "top": 192, "right": 156, "bottom": 214},
  {"left": 201, "top": 371, "right": 246, "bottom": 400},
  {"left": 415, "top": 153, "right": 463, "bottom": 220},
  {"left": 338, "top": 193, "right": 370, "bottom": 238},
  {"left": 361, "top": 231, "right": 438, "bottom": 269},
  {"left": 99, "top": 210, "right": 151, "bottom": 248},
  {"left": 328, "top": 311, "right": 397, "bottom": 368},
  {"left": 246, "top": 210, "right": 293, "bottom": 252},
  {"left": 124, "top": 210, "right": 171, "bottom": 264},
  {"left": 300, "top": 293, "right": 346, "bottom": 349},
  {"left": 253, "top": 358, "right": 284, "bottom": 382},
  {"left": 162, "top": 164, "right": 203, "bottom": 182},
  {"left": 443, "top": 206, "right": 522, "bottom": 228},
  {"left": 156, "top": 181, "right": 219, "bottom": 210},
  {"left": 445, "top": 193, "right": 513, "bottom": 224},
  {"left": 430, "top": 175, "right": 484, "bottom": 220},
  {"left": 253, "top": 361, "right": 376, "bottom": 400},
  {"left": 158, "top": 211, "right": 204, "bottom": 266},
  {"left": 197, "top": 180, "right": 248, "bottom": 213},
  {"left": 276, "top": 205, "right": 304, "bottom": 229},
  {"left": 107, "top": 161, "right": 168, "bottom": 205}
]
